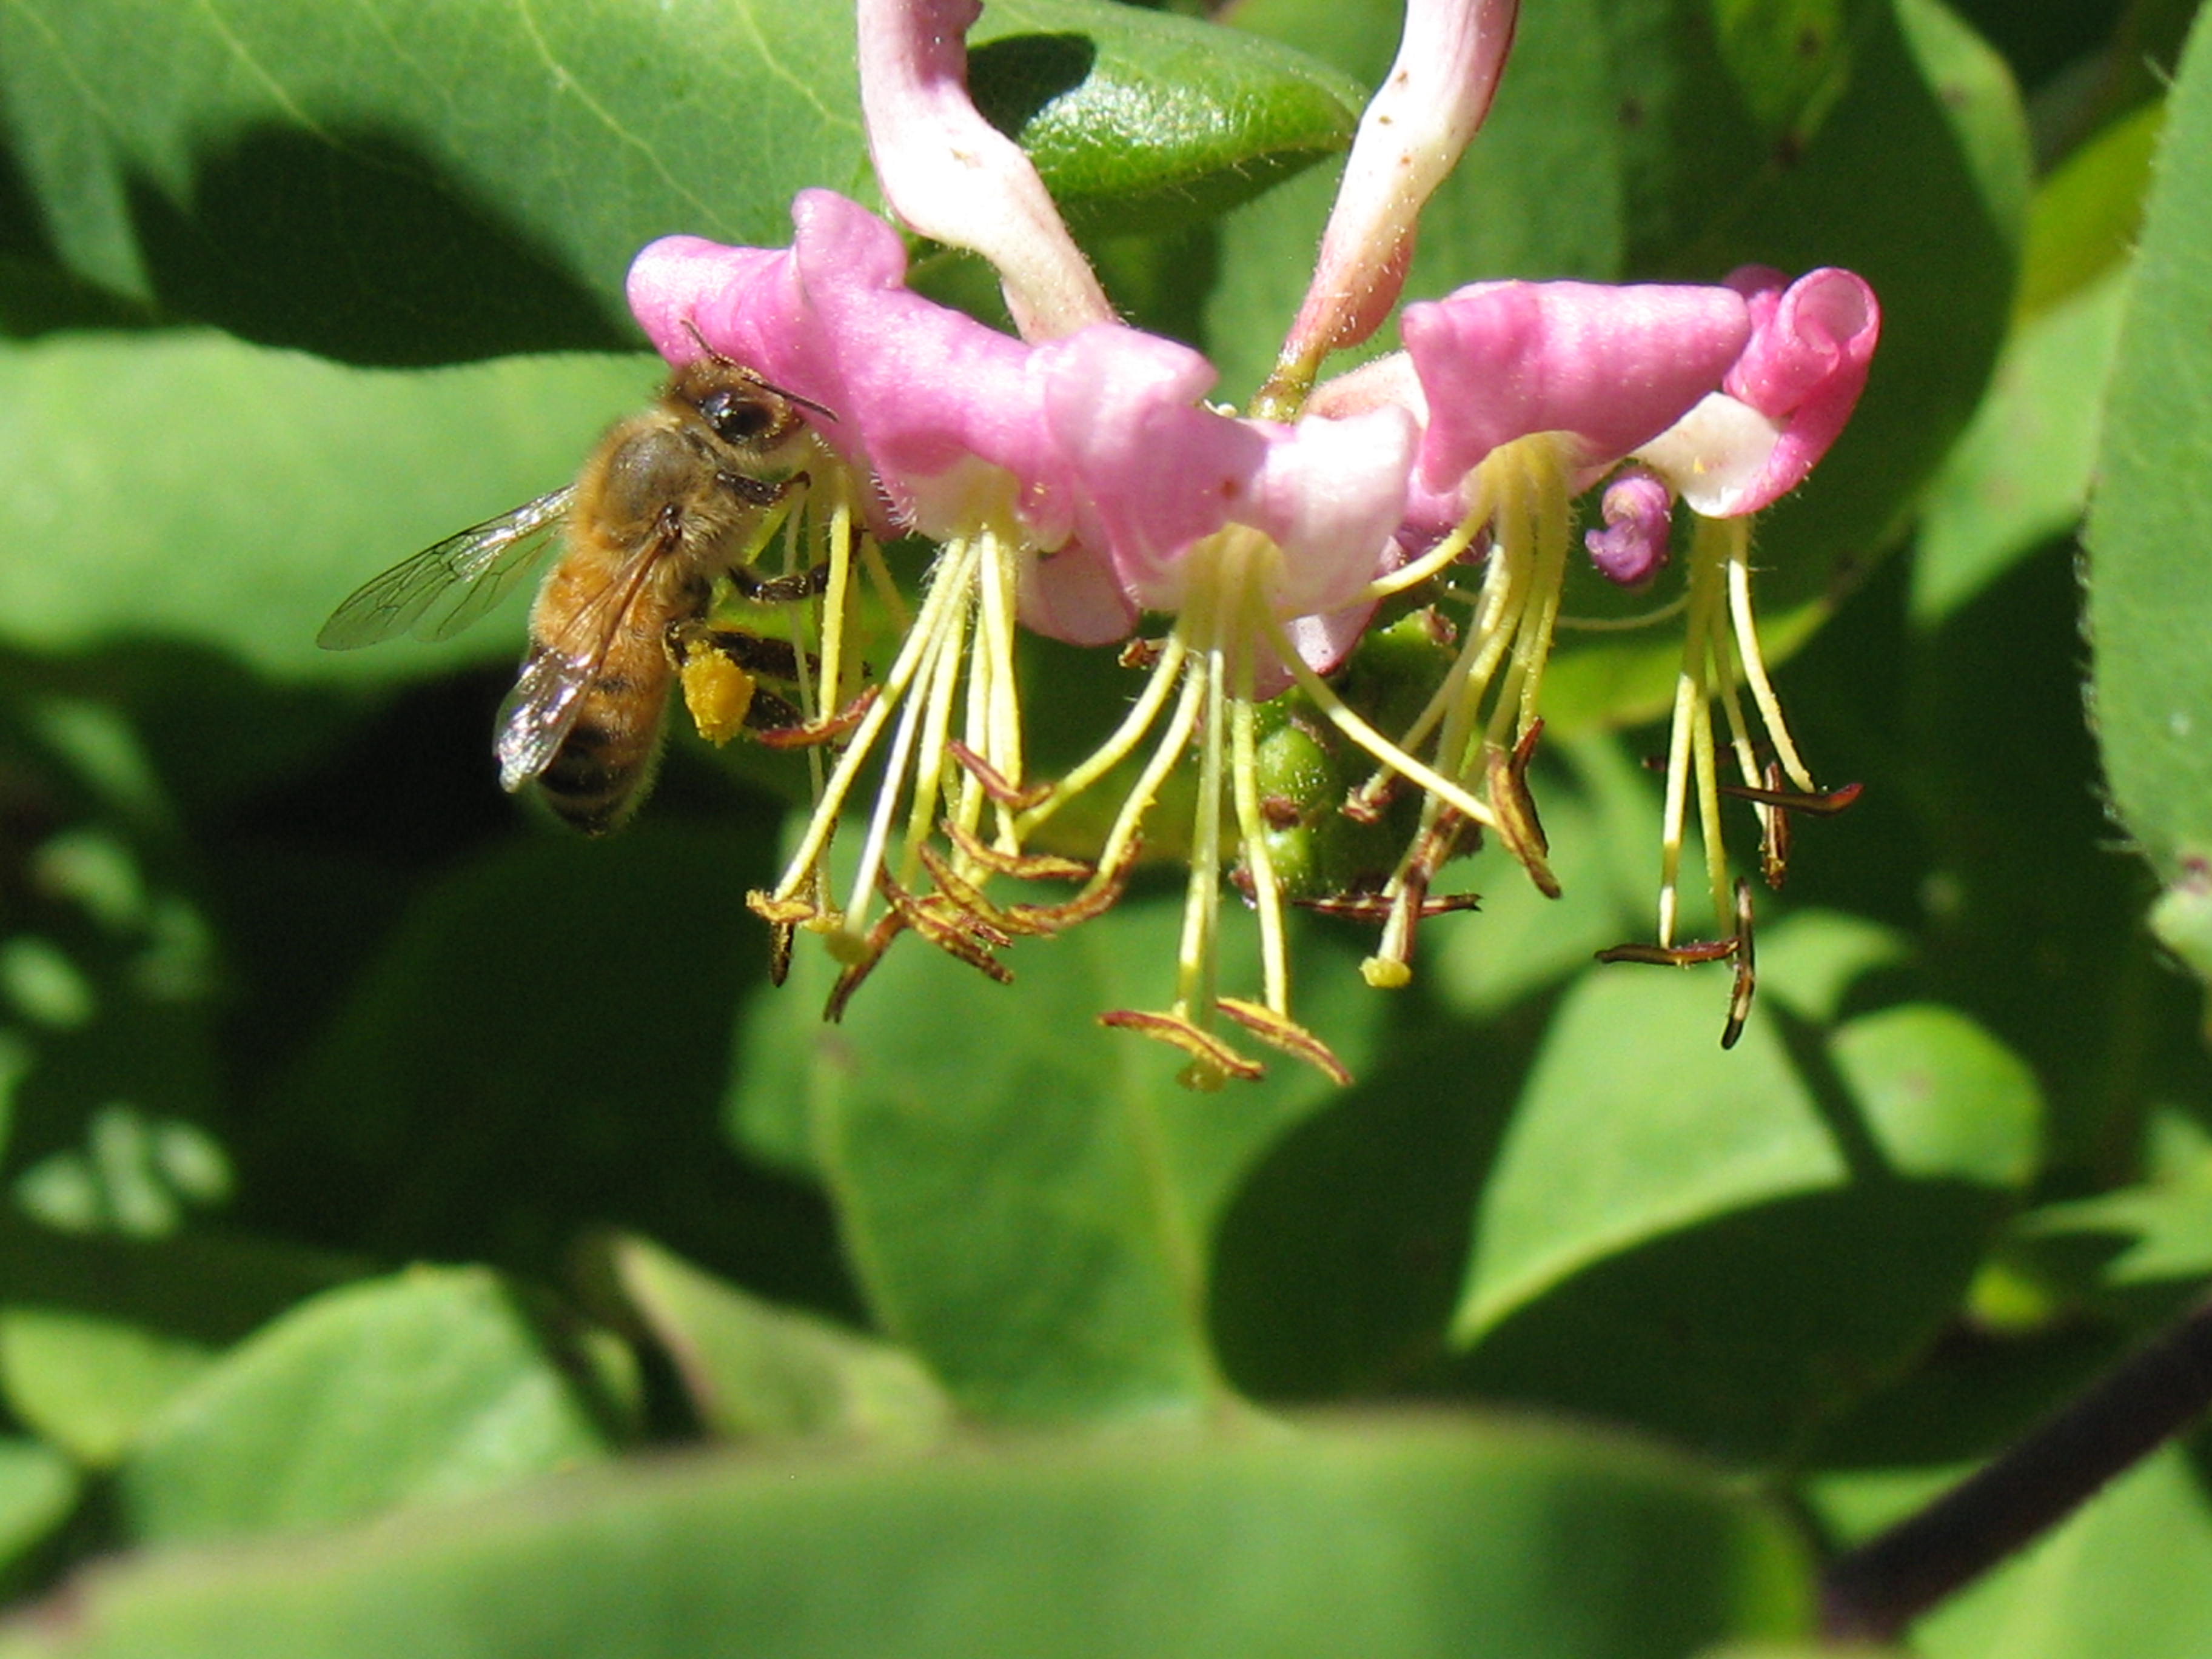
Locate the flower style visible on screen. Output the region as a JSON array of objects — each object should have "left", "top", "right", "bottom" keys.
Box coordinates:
[{"left": 626, "top": 0, "right": 1880, "bottom": 1079}]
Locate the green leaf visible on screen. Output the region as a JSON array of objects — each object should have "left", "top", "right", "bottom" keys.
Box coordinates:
[
  {"left": 0, "top": 1309, "right": 213, "bottom": 1467},
  {"left": 267, "top": 825, "right": 815, "bottom": 1282},
  {"left": 1450, "top": 916, "right": 2043, "bottom": 1458},
  {"left": 1815, "top": 1445, "right": 2212, "bottom": 1659},
  {"left": 0, "top": 1415, "right": 1814, "bottom": 1659},
  {"left": 1912, "top": 267, "right": 2128, "bottom": 625},
  {"left": 595, "top": 1233, "right": 951, "bottom": 1448},
  {"left": 968, "top": 0, "right": 1361, "bottom": 239},
  {"left": 751, "top": 887, "right": 1379, "bottom": 1421},
  {"left": 2085, "top": 2, "right": 2212, "bottom": 890},
  {"left": 0, "top": 0, "right": 1353, "bottom": 361},
  {"left": 0, "top": 1436, "right": 78, "bottom": 1575},
  {"left": 2016, "top": 100, "right": 2165, "bottom": 322},
  {"left": 0, "top": 331, "right": 648, "bottom": 680},
  {"left": 112, "top": 1268, "right": 622, "bottom": 1547}
]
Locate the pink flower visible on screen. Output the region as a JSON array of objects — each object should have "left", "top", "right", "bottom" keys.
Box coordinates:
[{"left": 1401, "top": 280, "right": 1754, "bottom": 496}]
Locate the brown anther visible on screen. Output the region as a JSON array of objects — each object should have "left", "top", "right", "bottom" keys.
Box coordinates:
[
  {"left": 1002, "top": 842, "right": 1138, "bottom": 935},
  {"left": 1216, "top": 997, "right": 1354, "bottom": 1085},
  {"left": 1098, "top": 1008, "right": 1265, "bottom": 1084},
  {"left": 1341, "top": 776, "right": 1397, "bottom": 825},
  {"left": 1296, "top": 890, "right": 1481, "bottom": 922},
  {"left": 1717, "top": 769, "right": 1862, "bottom": 891},
  {"left": 876, "top": 871, "right": 1014, "bottom": 980},
  {"left": 1486, "top": 726, "right": 1560, "bottom": 898},
  {"left": 748, "top": 891, "right": 820, "bottom": 926},
  {"left": 914, "top": 842, "right": 1021, "bottom": 931},
  {"left": 940, "top": 820, "right": 1093, "bottom": 883},
  {"left": 1595, "top": 938, "right": 1738, "bottom": 967},
  {"left": 1260, "top": 794, "right": 1304, "bottom": 831},
  {"left": 1723, "top": 877, "right": 1757, "bottom": 1050},
  {"left": 945, "top": 740, "right": 1052, "bottom": 811},
  {"left": 1118, "top": 637, "right": 1167, "bottom": 671},
  {"left": 822, "top": 910, "right": 907, "bottom": 1022}
]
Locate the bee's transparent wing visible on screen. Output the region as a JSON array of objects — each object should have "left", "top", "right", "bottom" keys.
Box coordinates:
[
  {"left": 492, "top": 519, "right": 679, "bottom": 791},
  {"left": 317, "top": 488, "right": 576, "bottom": 650}
]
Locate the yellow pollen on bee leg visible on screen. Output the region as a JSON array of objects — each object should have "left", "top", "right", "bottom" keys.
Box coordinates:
[{"left": 680, "top": 648, "right": 757, "bottom": 746}]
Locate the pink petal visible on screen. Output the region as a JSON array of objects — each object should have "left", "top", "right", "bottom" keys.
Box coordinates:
[
  {"left": 1042, "top": 326, "right": 1263, "bottom": 589},
  {"left": 1016, "top": 537, "right": 1139, "bottom": 646},
  {"left": 1632, "top": 268, "right": 1880, "bottom": 517},
  {"left": 856, "top": 0, "right": 1111, "bottom": 338},
  {"left": 1276, "top": 0, "right": 1520, "bottom": 377},
  {"left": 1402, "top": 281, "right": 1751, "bottom": 494},
  {"left": 1242, "top": 406, "right": 1417, "bottom": 618}
]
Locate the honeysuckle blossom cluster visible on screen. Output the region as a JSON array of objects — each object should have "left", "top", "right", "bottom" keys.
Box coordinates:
[{"left": 629, "top": 0, "right": 1878, "bottom": 1083}]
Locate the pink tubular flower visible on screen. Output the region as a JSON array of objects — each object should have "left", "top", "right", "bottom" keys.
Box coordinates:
[{"left": 1401, "top": 280, "right": 1754, "bottom": 496}]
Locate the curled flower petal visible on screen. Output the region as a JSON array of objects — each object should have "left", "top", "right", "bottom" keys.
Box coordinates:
[
  {"left": 856, "top": 0, "right": 1112, "bottom": 339},
  {"left": 1584, "top": 467, "right": 1674, "bottom": 585},
  {"left": 1634, "top": 267, "right": 1880, "bottom": 516},
  {"left": 1402, "top": 281, "right": 1751, "bottom": 496}
]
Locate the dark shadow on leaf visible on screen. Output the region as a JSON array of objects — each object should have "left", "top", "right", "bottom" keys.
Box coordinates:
[
  {"left": 1441, "top": 1179, "right": 2015, "bottom": 1466},
  {"left": 1207, "top": 993, "right": 1552, "bottom": 1402},
  {"left": 967, "top": 34, "right": 1100, "bottom": 141},
  {"left": 124, "top": 124, "right": 629, "bottom": 366}
]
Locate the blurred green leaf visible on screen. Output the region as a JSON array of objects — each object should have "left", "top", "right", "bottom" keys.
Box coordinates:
[
  {"left": 2017, "top": 100, "right": 2163, "bottom": 321},
  {"left": 0, "top": 1438, "right": 76, "bottom": 1576},
  {"left": 0, "top": 332, "right": 648, "bottom": 681},
  {"left": 1816, "top": 1444, "right": 2212, "bottom": 1659},
  {"left": 1912, "top": 267, "right": 2125, "bottom": 625},
  {"left": 1450, "top": 919, "right": 2042, "bottom": 1458},
  {"left": 2013, "top": 1110, "right": 2212, "bottom": 1309},
  {"left": 1, "top": 1415, "right": 1814, "bottom": 1659},
  {"left": 1428, "top": 733, "right": 1658, "bottom": 1019},
  {"left": 594, "top": 1233, "right": 950, "bottom": 1447},
  {"left": 2085, "top": 4, "right": 2212, "bottom": 892},
  {"left": 263, "top": 824, "right": 830, "bottom": 1286},
  {"left": 0, "top": 0, "right": 1351, "bottom": 361},
  {"left": 0, "top": 1311, "right": 210, "bottom": 1468},
  {"left": 113, "top": 1267, "right": 622, "bottom": 1547}
]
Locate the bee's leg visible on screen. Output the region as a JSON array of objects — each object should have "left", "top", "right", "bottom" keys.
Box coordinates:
[
  {"left": 729, "top": 560, "right": 832, "bottom": 606},
  {"left": 748, "top": 685, "right": 880, "bottom": 750},
  {"left": 716, "top": 469, "right": 808, "bottom": 509},
  {"left": 667, "top": 619, "right": 763, "bottom": 747}
]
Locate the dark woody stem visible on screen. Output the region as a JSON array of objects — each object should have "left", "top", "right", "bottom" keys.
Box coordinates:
[{"left": 1818, "top": 1288, "right": 2212, "bottom": 1643}]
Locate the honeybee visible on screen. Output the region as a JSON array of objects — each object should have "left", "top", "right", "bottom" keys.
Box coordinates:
[{"left": 320, "top": 350, "right": 840, "bottom": 834}]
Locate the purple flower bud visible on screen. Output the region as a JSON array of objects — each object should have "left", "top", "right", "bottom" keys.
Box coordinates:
[{"left": 1585, "top": 468, "right": 1675, "bottom": 586}]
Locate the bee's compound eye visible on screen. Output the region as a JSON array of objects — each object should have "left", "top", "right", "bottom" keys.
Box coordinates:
[{"left": 700, "top": 390, "right": 780, "bottom": 445}]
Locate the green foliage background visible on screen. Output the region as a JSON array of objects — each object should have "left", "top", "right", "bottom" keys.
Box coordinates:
[{"left": 0, "top": 0, "right": 2205, "bottom": 1653}]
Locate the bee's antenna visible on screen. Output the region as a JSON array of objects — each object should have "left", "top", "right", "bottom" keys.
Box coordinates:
[
  {"left": 762, "top": 378, "right": 839, "bottom": 424},
  {"left": 680, "top": 318, "right": 727, "bottom": 365},
  {"left": 678, "top": 318, "right": 839, "bottom": 424}
]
